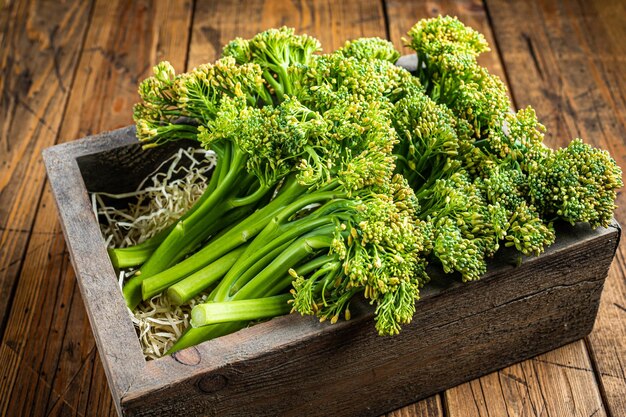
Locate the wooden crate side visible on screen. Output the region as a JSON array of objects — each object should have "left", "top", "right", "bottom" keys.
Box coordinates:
[
  {"left": 121, "top": 225, "right": 618, "bottom": 416},
  {"left": 42, "top": 128, "right": 147, "bottom": 415}
]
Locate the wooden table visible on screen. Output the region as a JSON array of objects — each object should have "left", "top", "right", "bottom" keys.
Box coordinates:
[{"left": 1, "top": 0, "right": 624, "bottom": 416}]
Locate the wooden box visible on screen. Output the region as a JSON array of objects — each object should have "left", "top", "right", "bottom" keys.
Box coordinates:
[{"left": 43, "top": 125, "right": 620, "bottom": 417}]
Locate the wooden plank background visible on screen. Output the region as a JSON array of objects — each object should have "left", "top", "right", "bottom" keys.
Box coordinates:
[{"left": 1, "top": 0, "right": 624, "bottom": 416}]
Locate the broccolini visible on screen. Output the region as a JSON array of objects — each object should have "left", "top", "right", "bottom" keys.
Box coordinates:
[{"left": 106, "top": 17, "right": 622, "bottom": 356}]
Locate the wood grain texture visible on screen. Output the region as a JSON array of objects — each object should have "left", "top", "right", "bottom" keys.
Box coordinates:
[
  {"left": 0, "top": 0, "right": 93, "bottom": 341},
  {"left": 0, "top": 1, "right": 194, "bottom": 416},
  {"left": 386, "top": 396, "right": 444, "bottom": 417},
  {"left": 445, "top": 341, "right": 608, "bottom": 417},
  {"left": 484, "top": 0, "right": 626, "bottom": 415},
  {"left": 187, "top": 0, "right": 388, "bottom": 68}
]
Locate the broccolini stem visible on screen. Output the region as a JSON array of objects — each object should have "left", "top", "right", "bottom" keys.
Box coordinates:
[
  {"left": 262, "top": 69, "right": 285, "bottom": 100},
  {"left": 167, "top": 322, "right": 244, "bottom": 354},
  {"left": 108, "top": 148, "right": 228, "bottom": 269},
  {"left": 231, "top": 182, "right": 273, "bottom": 207},
  {"left": 139, "top": 124, "right": 199, "bottom": 148},
  {"left": 222, "top": 215, "right": 338, "bottom": 298},
  {"left": 167, "top": 254, "right": 334, "bottom": 354},
  {"left": 211, "top": 190, "right": 345, "bottom": 302},
  {"left": 170, "top": 239, "right": 292, "bottom": 306},
  {"left": 268, "top": 63, "right": 293, "bottom": 96},
  {"left": 231, "top": 230, "right": 334, "bottom": 301},
  {"left": 175, "top": 145, "right": 247, "bottom": 230},
  {"left": 135, "top": 145, "right": 251, "bottom": 277},
  {"left": 124, "top": 195, "right": 257, "bottom": 307},
  {"left": 136, "top": 196, "right": 257, "bottom": 303},
  {"left": 143, "top": 244, "right": 248, "bottom": 302},
  {"left": 237, "top": 186, "right": 343, "bottom": 261},
  {"left": 289, "top": 254, "right": 336, "bottom": 278},
  {"left": 136, "top": 199, "right": 226, "bottom": 277},
  {"left": 222, "top": 239, "right": 294, "bottom": 299},
  {"left": 190, "top": 294, "right": 293, "bottom": 327},
  {"left": 259, "top": 254, "right": 338, "bottom": 298},
  {"left": 108, "top": 233, "right": 165, "bottom": 270},
  {"left": 125, "top": 177, "right": 308, "bottom": 307},
  {"left": 122, "top": 215, "right": 226, "bottom": 308},
  {"left": 165, "top": 245, "right": 248, "bottom": 305}
]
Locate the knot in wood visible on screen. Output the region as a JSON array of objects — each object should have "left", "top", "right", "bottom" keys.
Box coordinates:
[
  {"left": 197, "top": 374, "right": 228, "bottom": 394},
  {"left": 172, "top": 347, "right": 201, "bottom": 366}
]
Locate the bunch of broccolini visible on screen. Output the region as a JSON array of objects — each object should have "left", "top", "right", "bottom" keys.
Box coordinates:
[{"left": 108, "top": 18, "right": 622, "bottom": 354}]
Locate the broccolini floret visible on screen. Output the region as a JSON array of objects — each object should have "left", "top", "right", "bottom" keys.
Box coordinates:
[
  {"left": 223, "top": 27, "right": 321, "bottom": 101},
  {"left": 405, "top": 15, "right": 489, "bottom": 73},
  {"left": 416, "top": 170, "right": 502, "bottom": 281},
  {"left": 335, "top": 37, "right": 401, "bottom": 63},
  {"left": 289, "top": 175, "right": 429, "bottom": 336},
  {"left": 528, "top": 139, "right": 623, "bottom": 227},
  {"left": 405, "top": 16, "right": 509, "bottom": 139},
  {"left": 392, "top": 87, "right": 460, "bottom": 191}
]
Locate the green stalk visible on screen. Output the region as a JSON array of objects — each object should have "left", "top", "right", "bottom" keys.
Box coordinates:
[
  {"left": 291, "top": 254, "right": 336, "bottom": 277},
  {"left": 108, "top": 149, "right": 228, "bottom": 269},
  {"left": 123, "top": 203, "right": 255, "bottom": 308},
  {"left": 267, "top": 63, "right": 292, "bottom": 96},
  {"left": 231, "top": 183, "right": 272, "bottom": 207},
  {"left": 190, "top": 294, "right": 292, "bottom": 327},
  {"left": 142, "top": 245, "right": 247, "bottom": 302},
  {"left": 164, "top": 173, "right": 261, "bottom": 266},
  {"left": 167, "top": 322, "right": 245, "bottom": 354},
  {"left": 220, "top": 215, "right": 336, "bottom": 298},
  {"left": 122, "top": 219, "right": 223, "bottom": 308},
  {"left": 233, "top": 187, "right": 344, "bottom": 270},
  {"left": 141, "top": 124, "right": 199, "bottom": 148},
  {"left": 126, "top": 178, "right": 307, "bottom": 308},
  {"left": 167, "top": 254, "right": 335, "bottom": 354},
  {"left": 273, "top": 257, "right": 340, "bottom": 298},
  {"left": 108, "top": 234, "right": 164, "bottom": 269},
  {"left": 165, "top": 245, "right": 248, "bottom": 305},
  {"left": 232, "top": 230, "right": 334, "bottom": 301},
  {"left": 137, "top": 145, "right": 248, "bottom": 277},
  {"left": 217, "top": 239, "right": 294, "bottom": 301},
  {"left": 262, "top": 70, "right": 284, "bottom": 100}
]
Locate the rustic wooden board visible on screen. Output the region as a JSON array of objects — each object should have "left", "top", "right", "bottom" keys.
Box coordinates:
[
  {"left": 0, "top": 1, "right": 194, "bottom": 416},
  {"left": 0, "top": 0, "right": 93, "bottom": 342},
  {"left": 484, "top": 0, "right": 626, "bottom": 415},
  {"left": 444, "top": 340, "right": 608, "bottom": 417},
  {"left": 386, "top": 398, "right": 444, "bottom": 417},
  {"left": 43, "top": 126, "right": 619, "bottom": 417}
]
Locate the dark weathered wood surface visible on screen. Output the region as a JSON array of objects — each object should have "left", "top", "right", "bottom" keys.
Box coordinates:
[
  {"left": 2, "top": 0, "right": 626, "bottom": 416},
  {"left": 0, "top": 0, "right": 93, "bottom": 345},
  {"left": 1, "top": 1, "right": 193, "bottom": 415},
  {"left": 483, "top": 2, "right": 626, "bottom": 416}
]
